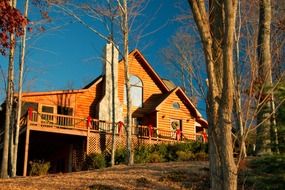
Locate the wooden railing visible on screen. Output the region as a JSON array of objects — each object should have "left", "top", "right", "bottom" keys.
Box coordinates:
[
  {"left": 21, "top": 111, "right": 204, "bottom": 143},
  {"left": 135, "top": 126, "right": 198, "bottom": 142},
  {"left": 89, "top": 119, "right": 113, "bottom": 132},
  {"left": 26, "top": 111, "right": 123, "bottom": 134},
  {"left": 28, "top": 111, "right": 87, "bottom": 130}
]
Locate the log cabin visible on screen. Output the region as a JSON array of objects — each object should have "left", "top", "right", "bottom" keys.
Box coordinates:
[{"left": 0, "top": 43, "right": 207, "bottom": 176}]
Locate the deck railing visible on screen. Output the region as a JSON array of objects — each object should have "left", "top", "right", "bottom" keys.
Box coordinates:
[
  {"left": 21, "top": 111, "right": 205, "bottom": 143},
  {"left": 28, "top": 111, "right": 87, "bottom": 130}
]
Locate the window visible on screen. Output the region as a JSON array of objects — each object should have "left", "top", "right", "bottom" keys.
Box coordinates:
[
  {"left": 57, "top": 106, "right": 73, "bottom": 116},
  {"left": 42, "top": 106, "right": 54, "bottom": 113},
  {"left": 39, "top": 104, "right": 56, "bottom": 125},
  {"left": 57, "top": 106, "right": 73, "bottom": 126},
  {"left": 125, "top": 75, "right": 143, "bottom": 107},
  {"left": 172, "top": 102, "right": 180, "bottom": 109}
]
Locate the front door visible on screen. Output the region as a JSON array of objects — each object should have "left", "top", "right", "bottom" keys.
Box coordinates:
[{"left": 170, "top": 119, "right": 182, "bottom": 139}]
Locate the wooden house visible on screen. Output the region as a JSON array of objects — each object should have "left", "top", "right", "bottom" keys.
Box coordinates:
[{"left": 0, "top": 43, "right": 207, "bottom": 176}]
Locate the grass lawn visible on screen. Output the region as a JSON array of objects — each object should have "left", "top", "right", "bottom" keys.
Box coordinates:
[
  {"left": 0, "top": 161, "right": 209, "bottom": 190},
  {"left": 0, "top": 155, "right": 284, "bottom": 190}
]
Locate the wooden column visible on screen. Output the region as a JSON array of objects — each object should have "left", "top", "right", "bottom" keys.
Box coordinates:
[
  {"left": 86, "top": 126, "right": 90, "bottom": 154},
  {"left": 156, "top": 112, "right": 159, "bottom": 142},
  {"left": 86, "top": 116, "right": 91, "bottom": 155},
  {"left": 68, "top": 144, "right": 73, "bottom": 172},
  {"left": 23, "top": 127, "right": 30, "bottom": 176}
]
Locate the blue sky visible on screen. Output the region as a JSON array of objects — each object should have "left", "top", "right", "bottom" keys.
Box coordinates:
[
  {"left": 0, "top": 0, "right": 207, "bottom": 116},
  {"left": 17, "top": 0, "right": 185, "bottom": 91}
]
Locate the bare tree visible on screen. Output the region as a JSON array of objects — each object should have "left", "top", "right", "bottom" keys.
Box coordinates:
[
  {"left": 12, "top": 0, "right": 30, "bottom": 177},
  {"left": 187, "top": 1, "right": 238, "bottom": 189},
  {"left": 1, "top": 0, "right": 17, "bottom": 179},
  {"left": 117, "top": 0, "right": 133, "bottom": 165},
  {"left": 256, "top": 0, "right": 279, "bottom": 155},
  {"left": 230, "top": 0, "right": 285, "bottom": 161},
  {"left": 161, "top": 30, "right": 207, "bottom": 101}
]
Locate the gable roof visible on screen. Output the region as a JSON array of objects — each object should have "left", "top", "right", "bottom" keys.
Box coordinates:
[
  {"left": 155, "top": 87, "right": 208, "bottom": 128},
  {"left": 132, "top": 92, "right": 171, "bottom": 116},
  {"left": 19, "top": 75, "right": 103, "bottom": 97},
  {"left": 127, "top": 49, "right": 170, "bottom": 93},
  {"left": 162, "top": 79, "right": 176, "bottom": 90},
  {"left": 83, "top": 75, "right": 103, "bottom": 89},
  {"left": 20, "top": 89, "right": 86, "bottom": 97}
]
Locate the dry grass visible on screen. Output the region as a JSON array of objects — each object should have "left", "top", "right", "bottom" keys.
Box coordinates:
[{"left": 0, "top": 161, "right": 209, "bottom": 190}]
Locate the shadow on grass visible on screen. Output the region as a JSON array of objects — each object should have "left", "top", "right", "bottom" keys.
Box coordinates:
[
  {"left": 89, "top": 184, "right": 125, "bottom": 190},
  {"left": 240, "top": 154, "right": 285, "bottom": 190},
  {"left": 159, "top": 167, "right": 210, "bottom": 190}
]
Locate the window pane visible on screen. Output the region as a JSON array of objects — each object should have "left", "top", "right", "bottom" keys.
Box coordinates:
[
  {"left": 57, "top": 106, "right": 73, "bottom": 116},
  {"left": 131, "top": 86, "right": 142, "bottom": 107},
  {"left": 42, "top": 106, "right": 54, "bottom": 113},
  {"left": 124, "top": 75, "right": 143, "bottom": 107},
  {"left": 130, "top": 75, "right": 142, "bottom": 86}
]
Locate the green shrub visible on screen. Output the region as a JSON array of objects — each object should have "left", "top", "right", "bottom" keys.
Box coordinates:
[
  {"left": 135, "top": 142, "right": 208, "bottom": 162},
  {"left": 176, "top": 142, "right": 193, "bottom": 152},
  {"left": 165, "top": 144, "right": 178, "bottom": 161},
  {"left": 190, "top": 141, "right": 208, "bottom": 153},
  {"left": 136, "top": 142, "right": 209, "bottom": 164},
  {"left": 115, "top": 147, "right": 127, "bottom": 164},
  {"left": 82, "top": 153, "right": 106, "bottom": 170},
  {"left": 249, "top": 154, "right": 285, "bottom": 174},
  {"left": 245, "top": 154, "right": 285, "bottom": 190},
  {"left": 195, "top": 152, "right": 209, "bottom": 161},
  {"left": 29, "top": 160, "right": 50, "bottom": 176},
  {"left": 176, "top": 151, "right": 195, "bottom": 161},
  {"left": 148, "top": 152, "right": 163, "bottom": 163},
  {"left": 134, "top": 145, "right": 152, "bottom": 164},
  {"left": 153, "top": 143, "right": 168, "bottom": 158},
  {"left": 102, "top": 150, "right": 111, "bottom": 167}
]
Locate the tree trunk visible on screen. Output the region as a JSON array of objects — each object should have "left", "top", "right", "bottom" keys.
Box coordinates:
[
  {"left": 110, "top": 37, "right": 116, "bottom": 167},
  {"left": 219, "top": 1, "right": 238, "bottom": 189},
  {"left": 111, "top": 49, "right": 116, "bottom": 166},
  {"left": 234, "top": 0, "right": 247, "bottom": 159},
  {"left": 1, "top": 0, "right": 17, "bottom": 178},
  {"left": 12, "top": 0, "right": 29, "bottom": 177},
  {"left": 188, "top": 0, "right": 238, "bottom": 189},
  {"left": 234, "top": 81, "right": 247, "bottom": 158},
  {"left": 256, "top": 0, "right": 274, "bottom": 155},
  {"left": 121, "top": 0, "right": 133, "bottom": 165}
]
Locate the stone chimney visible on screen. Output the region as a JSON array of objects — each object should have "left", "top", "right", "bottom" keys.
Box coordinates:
[{"left": 98, "top": 43, "right": 123, "bottom": 122}]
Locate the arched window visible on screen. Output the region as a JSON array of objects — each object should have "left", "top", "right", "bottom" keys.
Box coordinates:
[{"left": 125, "top": 75, "right": 143, "bottom": 107}]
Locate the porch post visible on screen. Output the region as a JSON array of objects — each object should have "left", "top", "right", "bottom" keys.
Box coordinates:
[
  {"left": 68, "top": 144, "right": 73, "bottom": 172},
  {"left": 86, "top": 116, "right": 91, "bottom": 154},
  {"left": 86, "top": 130, "right": 90, "bottom": 154},
  {"left": 23, "top": 127, "right": 30, "bottom": 176},
  {"left": 156, "top": 112, "right": 159, "bottom": 141}
]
